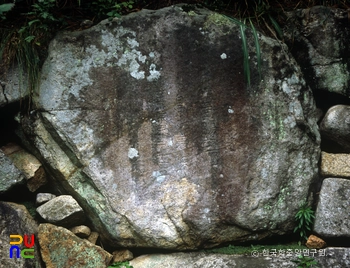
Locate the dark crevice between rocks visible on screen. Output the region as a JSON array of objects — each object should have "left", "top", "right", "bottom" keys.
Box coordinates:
[
  {"left": 0, "top": 184, "right": 38, "bottom": 219},
  {"left": 0, "top": 100, "right": 23, "bottom": 147},
  {"left": 313, "top": 89, "right": 350, "bottom": 115},
  {"left": 315, "top": 236, "right": 350, "bottom": 247},
  {"left": 0, "top": 100, "right": 65, "bottom": 220},
  {"left": 0, "top": 102, "right": 43, "bottom": 216},
  {"left": 123, "top": 232, "right": 304, "bottom": 258}
]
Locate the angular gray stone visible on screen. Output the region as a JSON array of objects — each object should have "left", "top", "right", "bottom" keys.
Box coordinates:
[
  {"left": 36, "top": 193, "right": 57, "bottom": 206},
  {"left": 23, "top": 5, "right": 320, "bottom": 249},
  {"left": 0, "top": 202, "right": 43, "bottom": 268},
  {"left": 38, "top": 223, "right": 112, "bottom": 268},
  {"left": 36, "top": 195, "right": 85, "bottom": 227},
  {"left": 0, "top": 149, "right": 26, "bottom": 193},
  {"left": 320, "top": 105, "right": 350, "bottom": 152},
  {"left": 1, "top": 143, "right": 47, "bottom": 192},
  {"left": 284, "top": 6, "right": 350, "bottom": 97},
  {"left": 313, "top": 178, "right": 350, "bottom": 238}
]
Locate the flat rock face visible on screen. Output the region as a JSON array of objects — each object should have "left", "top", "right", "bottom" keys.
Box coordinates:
[
  {"left": 313, "top": 178, "right": 350, "bottom": 238},
  {"left": 38, "top": 223, "right": 112, "bottom": 268},
  {"left": 25, "top": 5, "right": 320, "bottom": 249}
]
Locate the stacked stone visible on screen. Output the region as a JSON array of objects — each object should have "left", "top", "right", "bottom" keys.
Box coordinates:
[{"left": 314, "top": 105, "right": 350, "bottom": 243}]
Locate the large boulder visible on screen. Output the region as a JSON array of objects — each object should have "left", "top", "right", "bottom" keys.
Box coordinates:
[{"left": 22, "top": 5, "right": 320, "bottom": 249}]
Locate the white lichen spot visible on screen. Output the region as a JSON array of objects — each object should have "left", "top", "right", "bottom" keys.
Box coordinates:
[
  {"left": 228, "top": 108, "right": 234, "bottom": 114},
  {"left": 149, "top": 52, "right": 155, "bottom": 58},
  {"left": 282, "top": 80, "right": 291, "bottom": 94},
  {"left": 152, "top": 171, "right": 166, "bottom": 183},
  {"left": 128, "top": 148, "right": 139, "bottom": 159},
  {"left": 220, "top": 53, "right": 227, "bottom": 59},
  {"left": 147, "top": 64, "right": 161, "bottom": 81},
  {"left": 284, "top": 116, "right": 296, "bottom": 128},
  {"left": 138, "top": 53, "right": 147, "bottom": 63},
  {"left": 127, "top": 37, "right": 139, "bottom": 48}
]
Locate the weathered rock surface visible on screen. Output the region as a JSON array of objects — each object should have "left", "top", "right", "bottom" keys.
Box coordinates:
[
  {"left": 36, "top": 195, "right": 85, "bottom": 227},
  {"left": 87, "top": 231, "right": 99, "bottom": 245},
  {"left": 0, "top": 66, "right": 29, "bottom": 107},
  {"left": 112, "top": 249, "right": 134, "bottom": 263},
  {"left": 70, "top": 225, "right": 91, "bottom": 238},
  {"left": 22, "top": 5, "right": 321, "bottom": 249},
  {"left": 38, "top": 223, "right": 112, "bottom": 268},
  {"left": 1, "top": 143, "right": 47, "bottom": 192},
  {"left": 316, "top": 247, "right": 350, "bottom": 268},
  {"left": 0, "top": 201, "right": 43, "bottom": 268},
  {"left": 0, "top": 149, "right": 26, "bottom": 193},
  {"left": 320, "top": 105, "right": 350, "bottom": 152},
  {"left": 321, "top": 152, "right": 350, "bottom": 177},
  {"left": 36, "top": 193, "right": 57, "bottom": 206},
  {"left": 284, "top": 6, "right": 350, "bottom": 97},
  {"left": 313, "top": 178, "right": 350, "bottom": 238},
  {"left": 130, "top": 248, "right": 349, "bottom": 268}
]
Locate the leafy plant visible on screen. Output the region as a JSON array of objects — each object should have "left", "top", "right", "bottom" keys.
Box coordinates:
[
  {"left": 224, "top": 16, "right": 261, "bottom": 86},
  {"left": 294, "top": 203, "right": 315, "bottom": 242},
  {"left": 292, "top": 255, "right": 320, "bottom": 268},
  {"left": 0, "top": 0, "right": 59, "bottom": 106},
  {"left": 90, "top": 0, "right": 134, "bottom": 19},
  {"left": 19, "top": 0, "right": 59, "bottom": 42},
  {"left": 252, "top": 0, "right": 284, "bottom": 40},
  {"left": 108, "top": 261, "right": 133, "bottom": 268},
  {"left": 0, "top": 2, "right": 15, "bottom": 20}
]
